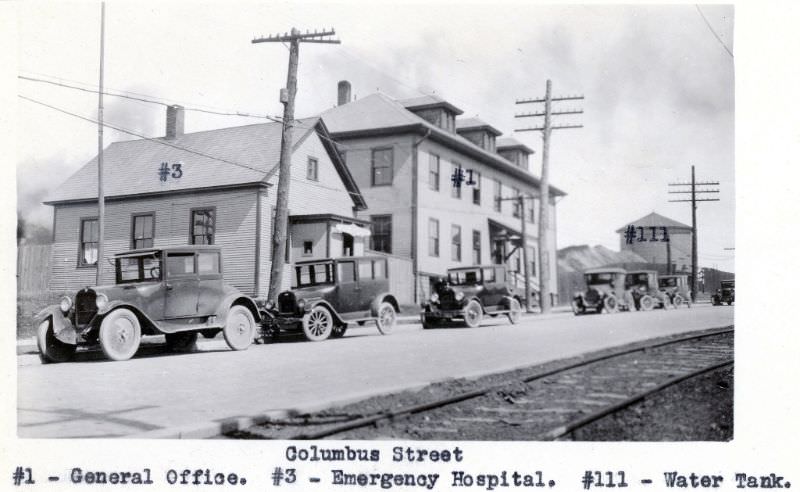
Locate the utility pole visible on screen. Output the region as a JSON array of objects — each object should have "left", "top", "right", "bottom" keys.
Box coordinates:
[
  {"left": 497, "top": 194, "right": 532, "bottom": 311},
  {"left": 96, "top": 2, "right": 106, "bottom": 285},
  {"left": 252, "top": 28, "right": 340, "bottom": 301},
  {"left": 668, "top": 165, "right": 719, "bottom": 301},
  {"left": 515, "top": 80, "right": 584, "bottom": 313}
]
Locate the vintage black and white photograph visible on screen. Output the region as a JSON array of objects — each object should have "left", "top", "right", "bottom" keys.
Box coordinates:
[{"left": 13, "top": 2, "right": 738, "bottom": 442}]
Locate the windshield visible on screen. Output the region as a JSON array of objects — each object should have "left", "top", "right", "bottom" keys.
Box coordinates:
[
  {"left": 586, "top": 273, "right": 615, "bottom": 285},
  {"left": 721, "top": 280, "right": 735, "bottom": 288},
  {"left": 626, "top": 273, "right": 650, "bottom": 287},
  {"left": 115, "top": 254, "right": 161, "bottom": 284},
  {"left": 448, "top": 269, "right": 481, "bottom": 285},
  {"left": 659, "top": 277, "right": 678, "bottom": 288},
  {"left": 295, "top": 263, "right": 334, "bottom": 288}
]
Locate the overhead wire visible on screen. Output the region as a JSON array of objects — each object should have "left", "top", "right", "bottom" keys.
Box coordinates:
[{"left": 694, "top": 5, "right": 733, "bottom": 58}]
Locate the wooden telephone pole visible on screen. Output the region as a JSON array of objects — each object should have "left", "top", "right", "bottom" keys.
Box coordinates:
[
  {"left": 96, "top": 2, "right": 106, "bottom": 285},
  {"left": 668, "top": 165, "right": 720, "bottom": 301},
  {"left": 515, "top": 80, "right": 584, "bottom": 313},
  {"left": 252, "top": 28, "right": 340, "bottom": 301}
]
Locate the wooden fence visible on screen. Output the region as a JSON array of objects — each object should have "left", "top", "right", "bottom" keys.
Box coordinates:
[{"left": 17, "top": 243, "right": 53, "bottom": 295}]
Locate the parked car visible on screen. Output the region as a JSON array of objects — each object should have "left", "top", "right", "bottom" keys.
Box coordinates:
[
  {"left": 658, "top": 274, "right": 692, "bottom": 308},
  {"left": 420, "top": 265, "right": 523, "bottom": 328},
  {"left": 712, "top": 279, "right": 735, "bottom": 305},
  {"left": 34, "top": 246, "right": 261, "bottom": 363},
  {"left": 625, "top": 270, "right": 670, "bottom": 311},
  {"left": 260, "top": 256, "right": 399, "bottom": 342},
  {"left": 572, "top": 268, "right": 628, "bottom": 314}
]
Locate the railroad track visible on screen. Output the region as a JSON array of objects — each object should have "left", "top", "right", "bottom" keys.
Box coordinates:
[{"left": 227, "top": 326, "right": 734, "bottom": 440}]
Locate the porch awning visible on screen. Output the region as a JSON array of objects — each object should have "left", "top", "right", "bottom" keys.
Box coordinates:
[{"left": 332, "top": 222, "right": 371, "bottom": 238}]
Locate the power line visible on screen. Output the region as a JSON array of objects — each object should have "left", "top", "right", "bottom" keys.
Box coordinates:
[{"left": 694, "top": 5, "right": 733, "bottom": 58}]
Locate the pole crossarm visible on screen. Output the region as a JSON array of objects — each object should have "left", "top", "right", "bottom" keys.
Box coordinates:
[
  {"left": 515, "top": 109, "right": 583, "bottom": 118},
  {"left": 515, "top": 95, "right": 585, "bottom": 104},
  {"left": 515, "top": 124, "right": 583, "bottom": 132},
  {"left": 669, "top": 181, "right": 720, "bottom": 186},
  {"left": 668, "top": 189, "right": 720, "bottom": 194},
  {"left": 252, "top": 29, "right": 337, "bottom": 43},
  {"left": 669, "top": 198, "right": 721, "bottom": 202}
]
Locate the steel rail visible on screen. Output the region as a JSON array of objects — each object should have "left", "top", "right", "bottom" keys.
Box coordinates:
[
  {"left": 275, "top": 326, "right": 734, "bottom": 440},
  {"left": 543, "top": 359, "right": 734, "bottom": 440}
]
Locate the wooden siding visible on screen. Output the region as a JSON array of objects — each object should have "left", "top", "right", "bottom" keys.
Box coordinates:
[{"left": 17, "top": 244, "right": 53, "bottom": 295}]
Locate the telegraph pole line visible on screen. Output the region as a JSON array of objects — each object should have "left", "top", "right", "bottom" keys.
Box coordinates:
[
  {"left": 515, "top": 80, "right": 584, "bottom": 313},
  {"left": 252, "top": 28, "right": 340, "bottom": 301},
  {"left": 96, "top": 2, "right": 106, "bottom": 285},
  {"left": 668, "top": 165, "right": 720, "bottom": 302}
]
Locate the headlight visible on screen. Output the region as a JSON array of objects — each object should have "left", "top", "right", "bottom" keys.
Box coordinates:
[
  {"left": 59, "top": 296, "right": 72, "bottom": 313},
  {"left": 297, "top": 298, "right": 306, "bottom": 311},
  {"left": 430, "top": 293, "right": 439, "bottom": 303},
  {"left": 455, "top": 291, "right": 465, "bottom": 301},
  {"left": 95, "top": 293, "right": 109, "bottom": 310},
  {"left": 265, "top": 300, "right": 275, "bottom": 310}
]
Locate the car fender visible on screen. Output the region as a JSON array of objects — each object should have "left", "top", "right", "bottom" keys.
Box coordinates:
[
  {"left": 34, "top": 305, "right": 77, "bottom": 345},
  {"left": 218, "top": 294, "right": 262, "bottom": 324},
  {"left": 304, "top": 299, "right": 345, "bottom": 325},
  {"left": 369, "top": 292, "right": 399, "bottom": 317},
  {"left": 98, "top": 300, "right": 159, "bottom": 333},
  {"left": 466, "top": 296, "right": 484, "bottom": 313}
]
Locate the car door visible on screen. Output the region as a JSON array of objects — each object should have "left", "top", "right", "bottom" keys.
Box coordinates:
[
  {"left": 196, "top": 250, "right": 223, "bottom": 317},
  {"left": 481, "top": 267, "right": 503, "bottom": 307},
  {"left": 335, "top": 260, "right": 359, "bottom": 315},
  {"left": 356, "top": 258, "right": 381, "bottom": 312},
  {"left": 163, "top": 251, "right": 200, "bottom": 319}
]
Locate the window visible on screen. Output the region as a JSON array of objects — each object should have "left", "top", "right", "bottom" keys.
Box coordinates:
[
  {"left": 79, "top": 218, "right": 98, "bottom": 266},
  {"left": 529, "top": 197, "right": 537, "bottom": 223},
  {"left": 472, "top": 171, "right": 481, "bottom": 205},
  {"left": 472, "top": 230, "right": 481, "bottom": 264},
  {"left": 482, "top": 267, "right": 496, "bottom": 282},
  {"left": 493, "top": 179, "right": 502, "bottom": 212},
  {"left": 198, "top": 252, "right": 220, "bottom": 274},
  {"left": 451, "top": 225, "right": 462, "bottom": 261},
  {"left": 116, "top": 254, "right": 161, "bottom": 283},
  {"left": 370, "top": 215, "right": 392, "bottom": 253},
  {"left": 358, "top": 260, "right": 373, "bottom": 280},
  {"left": 429, "top": 153, "right": 440, "bottom": 191},
  {"left": 338, "top": 261, "right": 355, "bottom": 283},
  {"left": 373, "top": 259, "right": 386, "bottom": 279},
  {"left": 303, "top": 241, "right": 313, "bottom": 256},
  {"left": 295, "top": 263, "right": 334, "bottom": 287},
  {"left": 131, "top": 213, "right": 155, "bottom": 249},
  {"left": 371, "top": 148, "right": 393, "bottom": 186},
  {"left": 512, "top": 188, "right": 521, "bottom": 218},
  {"left": 428, "top": 218, "right": 439, "bottom": 257},
  {"left": 528, "top": 247, "right": 537, "bottom": 278},
  {"left": 191, "top": 208, "right": 215, "bottom": 245},
  {"left": 451, "top": 163, "right": 461, "bottom": 198},
  {"left": 306, "top": 157, "right": 318, "bottom": 181},
  {"left": 167, "top": 253, "right": 195, "bottom": 276}
]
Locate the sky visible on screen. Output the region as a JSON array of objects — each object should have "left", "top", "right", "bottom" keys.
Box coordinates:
[{"left": 14, "top": 2, "right": 735, "bottom": 272}]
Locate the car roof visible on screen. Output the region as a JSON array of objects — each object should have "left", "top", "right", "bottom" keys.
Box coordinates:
[
  {"left": 584, "top": 267, "right": 627, "bottom": 274},
  {"left": 114, "top": 245, "right": 221, "bottom": 257},
  {"left": 293, "top": 256, "right": 388, "bottom": 265},
  {"left": 447, "top": 265, "right": 504, "bottom": 271},
  {"left": 659, "top": 274, "right": 687, "bottom": 279},
  {"left": 626, "top": 269, "right": 658, "bottom": 275}
]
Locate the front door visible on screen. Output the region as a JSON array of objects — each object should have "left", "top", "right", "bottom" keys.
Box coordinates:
[
  {"left": 335, "top": 260, "right": 359, "bottom": 314},
  {"left": 164, "top": 252, "right": 199, "bottom": 319}
]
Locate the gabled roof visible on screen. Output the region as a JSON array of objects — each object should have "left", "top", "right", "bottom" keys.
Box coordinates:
[
  {"left": 399, "top": 94, "right": 464, "bottom": 115},
  {"left": 615, "top": 212, "right": 692, "bottom": 233},
  {"left": 45, "top": 117, "right": 366, "bottom": 209},
  {"left": 456, "top": 117, "right": 502, "bottom": 136},
  {"left": 497, "top": 137, "right": 534, "bottom": 155},
  {"left": 322, "top": 93, "right": 566, "bottom": 197}
]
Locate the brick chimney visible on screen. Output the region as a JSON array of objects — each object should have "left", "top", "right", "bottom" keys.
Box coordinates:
[
  {"left": 337, "top": 80, "right": 352, "bottom": 106},
  {"left": 165, "top": 104, "right": 184, "bottom": 139}
]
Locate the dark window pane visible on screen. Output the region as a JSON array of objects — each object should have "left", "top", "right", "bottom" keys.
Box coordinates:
[{"left": 167, "top": 253, "right": 195, "bottom": 276}]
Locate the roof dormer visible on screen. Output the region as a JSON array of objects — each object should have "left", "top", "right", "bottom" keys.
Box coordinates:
[
  {"left": 456, "top": 117, "right": 502, "bottom": 152},
  {"left": 400, "top": 95, "right": 463, "bottom": 133},
  {"left": 497, "top": 137, "right": 535, "bottom": 171}
]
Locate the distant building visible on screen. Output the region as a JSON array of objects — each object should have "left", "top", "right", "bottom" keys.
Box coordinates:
[
  {"left": 322, "top": 84, "right": 567, "bottom": 304},
  {"left": 616, "top": 212, "right": 692, "bottom": 274}
]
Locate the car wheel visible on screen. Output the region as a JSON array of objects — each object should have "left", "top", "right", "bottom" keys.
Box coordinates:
[
  {"left": 223, "top": 305, "right": 255, "bottom": 350},
  {"left": 672, "top": 294, "right": 686, "bottom": 309},
  {"left": 331, "top": 323, "right": 348, "bottom": 339},
  {"left": 507, "top": 298, "right": 522, "bottom": 324},
  {"left": 165, "top": 331, "right": 198, "bottom": 353},
  {"left": 376, "top": 302, "right": 397, "bottom": 335},
  {"left": 463, "top": 299, "right": 483, "bottom": 328},
  {"left": 571, "top": 300, "right": 585, "bottom": 316},
  {"left": 36, "top": 318, "right": 76, "bottom": 364},
  {"left": 639, "top": 295, "right": 655, "bottom": 311},
  {"left": 302, "top": 305, "right": 334, "bottom": 341},
  {"left": 603, "top": 295, "right": 619, "bottom": 313},
  {"left": 99, "top": 308, "right": 142, "bottom": 361}
]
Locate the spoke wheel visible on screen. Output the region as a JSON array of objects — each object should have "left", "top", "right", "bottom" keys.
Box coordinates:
[
  {"left": 36, "top": 319, "right": 76, "bottom": 364},
  {"left": 302, "top": 306, "right": 333, "bottom": 341},
  {"left": 165, "top": 331, "right": 199, "bottom": 353},
  {"left": 603, "top": 295, "right": 619, "bottom": 314},
  {"left": 672, "top": 294, "right": 686, "bottom": 309},
  {"left": 463, "top": 299, "right": 483, "bottom": 328},
  {"left": 507, "top": 298, "right": 522, "bottom": 324},
  {"left": 99, "top": 308, "right": 141, "bottom": 361},
  {"left": 375, "top": 302, "right": 397, "bottom": 335},
  {"left": 639, "top": 295, "right": 655, "bottom": 311},
  {"left": 223, "top": 305, "right": 255, "bottom": 350}
]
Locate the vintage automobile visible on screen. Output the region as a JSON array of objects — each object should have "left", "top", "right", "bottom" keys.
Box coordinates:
[
  {"left": 260, "top": 256, "right": 400, "bottom": 342},
  {"left": 572, "top": 267, "right": 628, "bottom": 314},
  {"left": 658, "top": 274, "right": 692, "bottom": 308},
  {"left": 34, "top": 246, "right": 260, "bottom": 363},
  {"left": 712, "top": 279, "right": 735, "bottom": 305},
  {"left": 625, "top": 270, "right": 671, "bottom": 311},
  {"left": 420, "top": 265, "right": 523, "bottom": 328}
]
